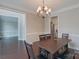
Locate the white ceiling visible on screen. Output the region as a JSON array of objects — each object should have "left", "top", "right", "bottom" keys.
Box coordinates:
[{"left": 0, "top": 0, "right": 79, "bottom": 13}]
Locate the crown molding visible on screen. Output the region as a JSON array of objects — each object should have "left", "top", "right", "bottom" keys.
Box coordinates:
[
  {"left": 52, "top": 3, "right": 79, "bottom": 15},
  {"left": 0, "top": 4, "right": 36, "bottom": 14},
  {"left": 1, "top": 3, "right": 79, "bottom": 16}
]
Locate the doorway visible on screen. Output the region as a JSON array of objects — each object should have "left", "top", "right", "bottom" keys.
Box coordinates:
[
  {"left": 0, "top": 9, "right": 26, "bottom": 40},
  {"left": 50, "top": 16, "right": 58, "bottom": 38},
  {"left": 0, "top": 15, "right": 18, "bottom": 40},
  {"left": 0, "top": 9, "right": 27, "bottom": 58}
]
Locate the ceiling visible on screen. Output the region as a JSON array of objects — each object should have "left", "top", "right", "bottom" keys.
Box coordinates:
[{"left": 0, "top": 0, "right": 79, "bottom": 13}]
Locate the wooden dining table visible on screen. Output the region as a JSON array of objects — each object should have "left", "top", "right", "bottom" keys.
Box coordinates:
[
  {"left": 0, "top": 39, "right": 28, "bottom": 59},
  {"left": 33, "top": 38, "right": 71, "bottom": 59}
]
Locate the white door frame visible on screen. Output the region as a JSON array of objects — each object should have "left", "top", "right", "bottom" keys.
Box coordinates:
[{"left": 0, "top": 9, "right": 26, "bottom": 40}]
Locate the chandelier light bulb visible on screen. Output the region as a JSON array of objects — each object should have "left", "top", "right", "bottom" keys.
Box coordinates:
[
  {"left": 46, "top": 11, "right": 49, "bottom": 14},
  {"left": 37, "top": 6, "right": 41, "bottom": 12},
  {"left": 48, "top": 9, "right": 51, "bottom": 12},
  {"left": 37, "top": 9, "right": 39, "bottom": 13}
]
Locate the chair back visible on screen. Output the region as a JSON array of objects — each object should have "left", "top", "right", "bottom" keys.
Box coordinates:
[
  {"left": 24, "top": 41, "right": 35, "bottom": 59},
  {"left": 46, "top": 34, "right": 52, "bottom": 39},
  {"left": 39, "top": 35, "right": 46, "bottom": 41},
  {"left": 62, "top": 33, "right": 69, "bottom": 39}
]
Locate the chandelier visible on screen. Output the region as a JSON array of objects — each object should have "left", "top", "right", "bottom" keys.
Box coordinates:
[{"left": 36, "top": 0, "right": 51, "bottom": 18}]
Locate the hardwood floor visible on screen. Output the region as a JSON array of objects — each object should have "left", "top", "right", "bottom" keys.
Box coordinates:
[{"left": 0, "top": 37, "right": 28, "bottom": 59}]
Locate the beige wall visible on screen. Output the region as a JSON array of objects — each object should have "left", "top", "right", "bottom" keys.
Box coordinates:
[
  {"left": 0, "top": 8, "right": 44, "bottom": 44},
  {"left": 44, "top": 17, "right": 51, "bottom": 34},
  {"left": 57, "top": 8, "right": 79, "bottom": 50},
  {"left": 45, "top": 7, "right": 79, "bottom": 50},
  {"left": 26, "top": 13, "right": 44, "bottom": 44}
]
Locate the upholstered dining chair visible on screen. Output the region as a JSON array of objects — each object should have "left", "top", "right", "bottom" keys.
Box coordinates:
[
  {"left": 45, "top": 34, "right": 52, "bottom": 39},
  {"left": 39, "top": 35, "right": 46, "bottom": 41},
  {"left": 62, "top": 33, "right": 69, "bottom": 52},
  {"left": 61, "top": 33, "right": 70, "bottom": 59},
  {"left": 24, "top": 41, "right": 36, "bottom": 59},
  {"left": 39, "top": 35, "right": 49, "bottom": 59},
  {"left": 55, "top": 33, "right": 69, "bottom": 59},
  {"left": 24, "top": 41, "right": 47, "bottom": 59},
  {"left": 62, "top": 33, "right": 69, "bottom": 39}
]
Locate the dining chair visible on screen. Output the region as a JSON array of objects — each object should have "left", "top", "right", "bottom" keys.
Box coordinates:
[
  {"left": 45, "top": 34, "right": 52, "bottom": 39},
  {"left": 24, "top": 41, "right": 36, "bottom": 59},
  {"left": 55, "top": 33, "right": 69, "bottom": 59},
  {"left": 39, "top": 35, "right": 49, "bottom": 59},
  {"left": 24, "top": 41, "right": 47, "bottom": 59},
  {"left": 62, "top": 33, "right": 69, "bottom": 39},
  {"left": 62, "top": 33, "right": 69, "bottom": 51},
  {"left": 39, "top": 35, "right": 46, "bottom": 41}
]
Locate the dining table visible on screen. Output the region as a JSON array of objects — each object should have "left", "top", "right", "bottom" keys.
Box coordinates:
[
  {"left": 0, "top": 39, "right": 28, "bottom": 59},
  {"left": 33, "top": 38, "right": 71, "bottom": 59}
]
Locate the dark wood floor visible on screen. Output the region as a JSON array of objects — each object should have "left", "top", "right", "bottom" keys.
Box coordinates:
[{"left": 0, "top": 37, "right": 28, "bottom": 59}]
